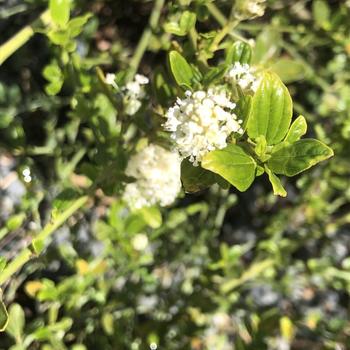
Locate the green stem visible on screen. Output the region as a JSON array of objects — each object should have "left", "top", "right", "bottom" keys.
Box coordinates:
[
  {"left": 207, "top": 4, "right": 249, "bottom": 47},
  {"left": 206, "top": 3, "right": 226, "bottom": 26},
  {"left": 127, "top": 0, "right": 165, "bottom": 81},
  {"left": 188, "top": 27, "right": 198, "bottom": 53},
  {"left": 0, "top": 196, "right": 88, "bottom": 285},
  {"left": 0, "top": 9, "right": 51, "bottom": 66},
  {"left": 209, "top": 20, "right": 238, "bottom": 53}
]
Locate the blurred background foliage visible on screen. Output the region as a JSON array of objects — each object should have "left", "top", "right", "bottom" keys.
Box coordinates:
[{"left": 0, "top": 0, "right": 350, "bottom": 349}]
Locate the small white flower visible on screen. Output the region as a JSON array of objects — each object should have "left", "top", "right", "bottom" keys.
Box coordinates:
[
  {"left": 164, "top": 88, "right": 243, "bottom": 165},
  {"left": 123, "top": 144, "right": 181, "bottom": 209},
  {"left": 105, "top": 73, "right": 119, "bottom": 89},
  {"left": 123, "top": 74, "right": 149, "bottom": 115},
  {"left": 132, "top": 233, "right": 149, "bottom": 251},
  {"left": 227, "top": 62, "right": 260, "bottom": 93},
  {"left": 235, "top": 0, "right": 266, "bottom": 19},
  {"left": 135, "top": 74, "right": 149, "bottom": 85}
]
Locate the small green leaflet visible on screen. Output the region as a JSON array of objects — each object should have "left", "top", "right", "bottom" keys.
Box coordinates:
[
  {"left": 265, "top": 166, "right": 287, "bottom": 197},
  {"left": 202, "top": 144, "right": 256, "bottom": 192},
  {"left": 168, "top": 51, "right": 194, "bottom": 89},
  {"left": 284, "top": 115, "right": 307, "bottom": 143}
]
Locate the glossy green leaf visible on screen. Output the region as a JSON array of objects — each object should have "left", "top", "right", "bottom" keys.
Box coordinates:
[
  {"left": 0, "top": 298, "right": 8, "bottom": 332},
  {"left": 284, "top": 115, "right": 307, "bottom": 143},
  {"left": 226, "top": 41, "right": 252, "bottom": 64},
  {"left": 169, "top": 51, "right": 194, "bottom": 89},
  {"left": 265, "top": 166, "right": 287, "bottom": 197},
  {"left": 181, "top": 159, "right": 215, "bottom": 193},
  {"left": 201, "top": 144, "right": 256, "bottom": 192},
  {"left": 247, "top": 72, "right": 293, "bottom": 145},
  {"left": 49, "top": 0, "right": 70, "bottom": 27},
  {"left": 267, "top": 139, "right": 334, "bottom": 176}
]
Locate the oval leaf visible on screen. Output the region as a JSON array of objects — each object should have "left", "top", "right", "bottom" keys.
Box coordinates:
[
  {"left": 49, "top": 0, "right": 70, "bottom": 27},
  {"left": 247, "top": 72, "right": 292, "bottom": 145},
  {"left": 226, "top": 41, "right": 252, "bottom": 65},
  {"left": 179, "top": 11, "right": 196, "bottom": 34},
  {"left": 168, "top": 51, "right": 194, "bottom": 88},
  {"left": 201, "top": 144, "right": 256, "bottom": 192},
  {"left": 267, "top": 139, "right": 334, "bottom": 176},
  {"left": 5, "top": 303, "right": 25, "bottom": 340},
  {"left": 284, "top": 115, "right": 307, "bottom": 143}
]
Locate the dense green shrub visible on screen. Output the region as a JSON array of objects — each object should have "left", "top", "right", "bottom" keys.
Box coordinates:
[{"left": 0, "top": 0, "right": 349, "bottom": 349}]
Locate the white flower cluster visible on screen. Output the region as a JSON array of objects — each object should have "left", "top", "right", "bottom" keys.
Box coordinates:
[
  {"left": 227, "top": 62, "right": 260, "bottom": 93},
  {"left": 164, "top": 89, "right": 243, "bottom": 165},
  {"left": 123, "top": 144, "right": 181, "bottom": 209},
  {"left": 105, "top": 73, "right": 149, "bottom": 115}
]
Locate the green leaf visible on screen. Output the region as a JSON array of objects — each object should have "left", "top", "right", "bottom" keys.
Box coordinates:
[
  {"left": 284, "top": 115, "right": 307, "bottom": 143},
  {"left": 43, "top": 61, "right": 64, "bottom": 96},
  {"left": 164, "top": 22, "right": 183, "bottom": 36},
  {"left": 247, "top": 72, "right": 292, "bottom": 145},
  {"left": 226, "top": 41, "right": 252, "bottom": 65},
  {"left": 312, "top": 0, "right": 330, "bottom": 29},
  {"left": 202, "top": 144, "right": 256, "bottom": 192},
  {"left": 168, "top": 51, "right": 194, "bottom": 89},
  {"left": 68, "top": 14, "right": 92, "bottom": 37},
  {"left": 267, "top": 139, "right": 334, "bottom": 176},
  {"left": 270, "top": 58, "right": 306, "bottom": 83},
  {"left": 164, "top": 11, "right": 196, "bottom": 36},
  {"left": 181, "top": 159, "right": 215, "bottom": 193},
  {"left": 179, "top": 11, "right": 196, "bottom": 34},
  {"left": 6, "top": 213, "right": 25, "bottom": 231},
  {"left": 0, "top": 298, "right": 8, "bottom": 332},
  {"left": 138, "top": 207, "right": 162, "bottom": 229},
  {"left": 5, "top": 303, "right": 25, "bottom": 341},
  {"left": 49, "top": 0, "right": 70, "bottom": 27},
  {"left": 254, "top": 135, "right": 267, "bottom": 160},
  {"left": 265, "top": 166, "right": 287, "bottom": 197}
]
